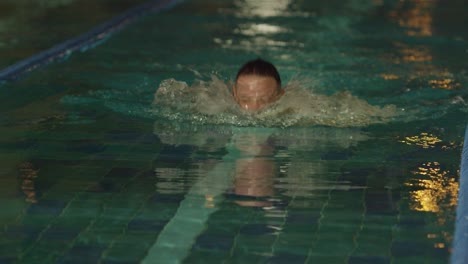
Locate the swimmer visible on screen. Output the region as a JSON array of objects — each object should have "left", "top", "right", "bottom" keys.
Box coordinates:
[{"left": 233, "top": 59, "right": 285, "bottom": 111}]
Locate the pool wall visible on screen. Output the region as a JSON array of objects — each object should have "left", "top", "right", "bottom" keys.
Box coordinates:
[
  {"left": 0, "top": 0, "right": 182, "bottom": 83},
  {"left": 451, "top": 125, "right": 468, "bottom": 264}
]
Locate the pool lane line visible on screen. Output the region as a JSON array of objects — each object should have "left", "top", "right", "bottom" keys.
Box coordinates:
[
  {"left": 142, "top": 139, "right": 239, "bottom": 264},
  {"left": 142, "top": 127, "right": 276, "bottom": 264},
  {"left": 0, "top": 0, "right": 183, "bottom": 84},
  {"left": 451, "top": 125, "right": 468, "bottom": 264}
]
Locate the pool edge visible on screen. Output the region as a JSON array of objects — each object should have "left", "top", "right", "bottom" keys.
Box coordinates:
[
  {"left": 451, "top": 124, "right": 468, "bottom": 264},
  {"left": 0, "top": 0, "right": 183, "bottom": 83}
]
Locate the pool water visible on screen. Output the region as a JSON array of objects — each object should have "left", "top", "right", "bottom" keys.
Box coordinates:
[
  {"left": 0, "top": 0, "right": 151, "bottom": 69},
  {"left": 0, "top": 0, "right": 467, "bottom": 263}
]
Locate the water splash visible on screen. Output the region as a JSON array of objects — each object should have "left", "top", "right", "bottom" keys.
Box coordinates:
[{"left": 152, "top": 76, "right": 401, "bottom": 127}]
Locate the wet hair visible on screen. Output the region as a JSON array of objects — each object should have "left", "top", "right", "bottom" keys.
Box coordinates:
[{"left": 235, "top": 58, "right": 281, "bottom": 86}]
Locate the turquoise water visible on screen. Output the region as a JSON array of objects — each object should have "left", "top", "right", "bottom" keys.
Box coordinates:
[{"left": 1, "top": 0, "right": 467, "bottom": 263}]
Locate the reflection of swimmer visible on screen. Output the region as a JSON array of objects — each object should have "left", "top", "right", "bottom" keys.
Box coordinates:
[
  {"left": 153, "top": 123, "right": 371, "bottom": 207},
  {"left": 230, "top": 128, "right": 277, "bottom": 207},
  {"left": 233, "top": 58, "right": 284, "bottom": 111}
]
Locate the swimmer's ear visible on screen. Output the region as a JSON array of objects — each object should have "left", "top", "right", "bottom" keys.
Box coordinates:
[
  {"left": 232, "top": 85, "right": 238, "bottom": 99},
  {"left": 278, "top": 88, "right": 285, "bottom": 97}
]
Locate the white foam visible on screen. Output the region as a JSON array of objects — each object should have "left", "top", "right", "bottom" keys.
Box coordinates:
[{"left": 152, "top": 76, "right": 401, "bottom": 127}]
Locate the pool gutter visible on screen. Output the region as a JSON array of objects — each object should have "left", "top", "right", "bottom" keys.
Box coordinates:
[
  {"left": 0, "top": 0, "right": 183, "bottom": 84},
  {"left": 451, "top": 125, "right": 468, "bottom": 264}
]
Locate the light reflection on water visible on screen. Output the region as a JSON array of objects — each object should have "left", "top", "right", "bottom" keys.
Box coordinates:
[
  {"left": 233, "top": 0, "right": 293, "bottom": 18},
  {"left": 399, "top": 132, "right": 442, "bottom": 149},
  {"left": 407, "top": 162, "right": 458, "bottom": 213},
  {"left": 388, "top": 0, "right": 435, "bottom": 37},
  {"left": 405, "top": 161, "right": 459, "bottom": 250},
  {"left": 233, "top": 23, "right": 290, "bottom": 36},
  {"left": 429, "top": 79, "right": 461, "bottom": 90}
]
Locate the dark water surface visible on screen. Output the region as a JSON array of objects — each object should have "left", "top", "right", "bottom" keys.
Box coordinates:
[{"left": 0, "top": 0, "right": 150, "bottom": 69}]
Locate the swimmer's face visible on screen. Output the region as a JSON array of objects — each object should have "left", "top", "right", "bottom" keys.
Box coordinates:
[{"left": 233, "top": 75, "right": 284, "bottom": 111}]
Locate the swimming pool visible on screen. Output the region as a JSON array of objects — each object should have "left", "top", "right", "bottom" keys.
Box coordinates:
[{"left": 0, "top": 0, "right": 467, "bottom": 263}]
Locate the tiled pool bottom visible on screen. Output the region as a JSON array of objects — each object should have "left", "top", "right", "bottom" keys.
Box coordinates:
[
  {"left": 1, "top": 0, "right": 466, "bottom": 262},
  {"left": 0, "top": 110, "right": 459, "bottom": 263},
  {"left": 1, "top": 115, "right": 166, "bottom": 263}
]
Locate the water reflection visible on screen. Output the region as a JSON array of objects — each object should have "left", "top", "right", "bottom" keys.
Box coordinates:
[
  {"left": 428, "top": 79, "right": 461, "bottom": 90},
  {"left": 233, "top": 23, "right": 289, "bottom": 36},
  {"left": 399, "top": 132, "right": 442, "bottom": 149},
  {"left": 154, "top": 123, "right": 276, "bottom": 207},
  {"left": 155, "top": 167, "right": 186, "bottom": 195},
  {"left": 384, "top": 43, "right": 461, "bottom": 94},
  {"left": 231, "top": 129, "right": 276, "bottom": 207},
  {"left": 407, "top": 162, "right": 458, "bottom": 213},
  {"left": 213, "top": 36, "right": 303, "bottom": 51},
  {"left": 213, "top": 0, "right": 303, "bottom": 52},
  {"left": 405, "top": 161, "right": 458, "bottom": 249},
  {"left": 392, "top": 42, "right": 433, "bottom": 63},
  {"left": 382, "top": 1, "right": 443, "bottom": 89},
  {"left": 380, "top": 73, "right": 400, "bottom": 80},
  {"left": 153, "top": 122, "right": 370, "bottom": 203},
  {"left": 18, "top": 162, "right": 39, "bottom": 204},
  {"left": 388, "top": 0, "right": 435, "bottom": 37},
  {"left": 233, "top": 0, "right": 292, "bottom": 18},
  {"left": 387, "top": 1, "right": 463, "bottom": 90}
]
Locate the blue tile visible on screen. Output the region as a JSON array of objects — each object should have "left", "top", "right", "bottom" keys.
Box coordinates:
[
  {"left": 321, "top": 151, "right": 351, "bottom": 160},
  {"left": 287, "top": 212, "right": 320, "bottom": 224},
  {"left": 340, "top": 167, "right": 372, "bottom": 186},
  {"left": 194, "top": 233, "right": 234, "bottom": 251},
  {"left": 104, "top": 168, "right": 139, "bottom": 178},
  {"left": 87, "top": 180, "right": 116, "bottom": 193},
  {"left": 127, "top": 219, "right": 166, "bottom": 232},
  {"left": 240, "top": 224, "right": 278, "bottom": 236},
  {"left": 349, "top": 256, "right": 390, "bottom": 264},
  {"left": 267, "top": 253, "right": 306, "bottom": 264},
  {"left": 397, "top": 217, "right": 426, "bottom": 228},
  {"left": 148, "top": 193, "right": 183, "bottom": 203},
  {"left": 59, "top": 245, "right": 106, "bottom": 263},
  {"left": 109, "top": 132, "right": 142, "bottom": 141},
  {"left": 27, "top": 200, "right": 67, "bottom": 215},
  {"left": 0, "top": 256, "right": 16, "bottom": 264},
  {"left": 391, "top": 241, "right": 426, "bottom": 257},
  {"left": 41, "top": 228, "right": 80, "bottom": 241},
  {"left": 101, "top": 260, "right": 138, "bottom": 264},
  {"left": 67, "top": 141, "right": 106, "bottom": 154},
  {"left": 5, "top": 225, "right": 42, "bottom": 238}
]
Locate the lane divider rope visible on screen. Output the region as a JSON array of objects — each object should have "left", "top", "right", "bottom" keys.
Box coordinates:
[{"left": 0, "top": 0, "right": 182, "bottom": 83}]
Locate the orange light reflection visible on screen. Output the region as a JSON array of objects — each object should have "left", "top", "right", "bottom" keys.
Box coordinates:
[
  {"left": 405, "top": 162, "right": 458, "bottom": 248},
  {"left": 399, "top": 132, "right": 442, "bottom": 149},
  {"left": 428, "top": 79, "right": 461, "bottom": 90},
  {"left": 18, "top": 162, "right": 39, "bottom": 203},
  {"left": 388, "top": 0, "right": 435, "bottom": 37}
]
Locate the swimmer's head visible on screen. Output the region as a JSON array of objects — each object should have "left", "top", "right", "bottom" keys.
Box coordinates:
[{"left": 233, "top": 59, "right": 284, "bottom": 111}]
